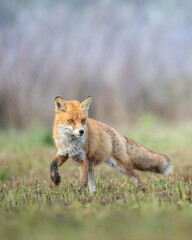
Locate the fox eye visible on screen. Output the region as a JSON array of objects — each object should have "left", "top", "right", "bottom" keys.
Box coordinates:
[
  {"left": 81, "top": 119, "right": 86, "bottom": 124},
  {"left": 68, "top": 119, "right": 73, "bottom": 123}
]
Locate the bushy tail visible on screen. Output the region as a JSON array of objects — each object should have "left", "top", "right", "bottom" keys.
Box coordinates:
[{"left": 125, "top": 137, "right": 173, "bottom": 175}]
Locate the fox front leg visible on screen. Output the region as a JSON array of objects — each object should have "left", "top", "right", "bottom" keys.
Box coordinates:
[
  {"left": 50, "top": 154, "right": 68, "bottom": 186},
  {"left": 78, "top": 160, "right": 89, "bottom": 192},
  {"left": 88, "top": 163, "right": 96, "bottom": 193}
]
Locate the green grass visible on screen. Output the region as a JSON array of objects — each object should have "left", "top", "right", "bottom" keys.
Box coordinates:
[{"left": 0, "top": 118, "right": 192, "bottom": 240}]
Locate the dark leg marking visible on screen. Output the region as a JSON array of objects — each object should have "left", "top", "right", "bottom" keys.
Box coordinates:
[{"left": 50, "top": 161, "right": 61, "bottom": 186}]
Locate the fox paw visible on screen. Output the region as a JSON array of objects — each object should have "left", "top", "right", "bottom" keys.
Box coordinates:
[
  {"left": 78, "top": 184, "right": 87, "bottom": 194},
  {"left": 51, "top": 174, "right": 61, "bottom": 186}
]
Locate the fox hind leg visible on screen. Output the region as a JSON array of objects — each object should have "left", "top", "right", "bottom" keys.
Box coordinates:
[{"left": 106, "top": 157, "right": 144, "bottom": 189}]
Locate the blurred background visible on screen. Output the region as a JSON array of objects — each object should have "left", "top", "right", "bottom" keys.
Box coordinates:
[
  {"left": 0, "top": 2, "right": 192, "bottom": 240},
  {"left": 0, "top": 0, "right": 192, "bottom": 128}
]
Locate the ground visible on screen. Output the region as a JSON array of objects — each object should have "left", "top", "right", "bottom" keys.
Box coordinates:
[{"left": 0, "top": 116, "right": 191, "bottom": 240}]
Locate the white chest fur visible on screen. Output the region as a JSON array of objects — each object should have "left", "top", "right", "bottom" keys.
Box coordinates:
[{"left": 56, "top": 124, "right": 86, "bottom": 162}]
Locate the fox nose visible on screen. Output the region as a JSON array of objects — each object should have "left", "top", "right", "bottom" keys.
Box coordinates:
[{"left": 79, "top": 129, "right": 84, "bottom": 135}]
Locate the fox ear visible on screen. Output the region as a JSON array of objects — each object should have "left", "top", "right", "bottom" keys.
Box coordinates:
[
  {"left": 55, "top": 96, "right": 67, "bottom": 112},
  {"left": 80, "top": 96, "right": 92, "bottom": 111}
]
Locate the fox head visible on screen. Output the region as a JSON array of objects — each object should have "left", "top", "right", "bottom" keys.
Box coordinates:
[{"left": 54, "top": 96, "right": 92, "bottom": 138}]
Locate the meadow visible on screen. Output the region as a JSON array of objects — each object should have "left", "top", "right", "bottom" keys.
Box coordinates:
[{"left": 0, "top": 116, "right": 191, "bottom": 240}]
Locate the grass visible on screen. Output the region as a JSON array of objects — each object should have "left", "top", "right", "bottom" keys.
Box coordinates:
[{"left": 0, "top": 117, "right": 192, "bottom": 240}]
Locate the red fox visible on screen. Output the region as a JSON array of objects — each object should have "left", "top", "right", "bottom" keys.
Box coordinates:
[{"left": 50, "top": 96, "right": 172, "bottom": 192}]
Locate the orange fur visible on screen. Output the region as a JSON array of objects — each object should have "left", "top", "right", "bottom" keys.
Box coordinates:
[{"left": 50, "top": 96, "right": 172, "bottom": 192}]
